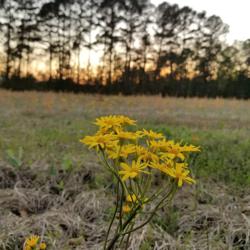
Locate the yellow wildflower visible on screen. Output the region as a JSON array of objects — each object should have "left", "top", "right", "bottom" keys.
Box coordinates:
[
  {"left": 160, "top": 148, "right": 185, "bottom": 161},
  {"left": 95, "top": 115, "right": 121, "bottom": 130},
  {"left": 138, "top": 148, "right": 159, "bottom": 164},
  {"left": 137, "top": 129, "right": 164, "bottom": 139},
  {"left": 96, "top": 127, "right": 110, "bottom": 135},
  {"left": 135, "top": 145, "right": 146, "bottom": 155},
  {"left": 117, "top": 115, "right": 136, "bottom": 126},
  {"left": 149, "top": 139, "right": 170, "bottom": 152},
  {"left": 80, "top": 134, "right": 117, "bottom": 150},
  {"left": 168, "top": 163, "right": 196, "bottom": 187},
  {"left": 119, "top": 160, "right": 149, "bottom": 181},
  {"left": 122, "top": 204, "right": 131, "bottom": 213},
  {"left": 106, "top": 144, "right": 136, "bottom": 159},
  {"left": 160, "top": 141, "right": 200, "bottom": 160},
  {"left": 39, "top": 243, "right": 47, "bottom": 250},
  {"left": 181, "top": 144, "right": 201, "bottom": 152},
  {"left": 106, "top": 148, "right": 120, "bottom": 159},
  {"left": 120, "top": 144, "right": 136, "bottom": 158},
  {"left": 150, "top": 161, "right": 173, "bottom": 175},
  {"left": 116, "top": 130, "right": 138, "bottom": 140},
  {"left": 24, "top": 235, "right": 39, "bottom": 248},
  {"left": 95, "top": 115, "right": 136, "bottom": 131},
  {"left": 126, "top": 194, "right": 137, "bottom": 203}
]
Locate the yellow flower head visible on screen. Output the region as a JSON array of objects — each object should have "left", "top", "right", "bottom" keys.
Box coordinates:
[
  {"left": 160, "top": 141, "right": 200, "bottom": 160},
  {"left": 119, "top": 144, "right": 136, "bottom": 158},
  {"left": 137, "top": 129, "right": 164, "bottom": 139},
  {"left": 115, "top": 130, "right": 138, "bottom": 140},
  {"left": 117, "top": 115, "right": 136, "bottom": 126},
  {"left": 96, "top": 127, "right": 110, "bottom": 135},
  {"left": 106, "top": 144, "right": 136, "bottom": 159},
  {"left": 94, "top": 115, "right": 136, "bottom": 132},
  {"left": 160, "top": 147, "right": 185, "bottom": 161},
  {"left": 135, "top": 145, "right": 146, "bottom": 155},
  {"left": 181, "top": 144, "right": 201, "bottom": 152},
  {"left": 126, "top": 194, "right": 137, "bottom": 203},
  {"left": 24, "top": 235, "right": 39, "bottom": 248},
  {"left": 106, "top": 147, "right": 120, "bottom": 159},
  {"left": 39, "top": 242, "right": 47, "bottom": 250},
  {"left": 95, "top": 115, "right": 121, "bottom": 130},
  {"left": 80, "top": 134, "right": 118, "bottom": 150},
  {"left": 149, "top": 139, "right": 170, "bottom": 152},
  {"left": 138, "top": 149, "right": 159, "bottom": 164},
  {"left": 122, "top": 204, "right": 131, "bottom": 213},
  {"left": 168, "top": 163, "right": 196, "bottom": 187},
  {"left": 150, "top": 161, "right": 173, "bottom": 175},
  {"left": 119, "top": 159, "right": 149, "bottom": 181}
]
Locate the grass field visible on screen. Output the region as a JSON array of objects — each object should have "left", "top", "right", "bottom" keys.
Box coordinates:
[{"left": 0, "top": 90, "right": 250, "bottom": 249}]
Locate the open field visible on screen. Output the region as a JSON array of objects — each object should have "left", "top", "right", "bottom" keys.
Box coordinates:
[{"left": 0, "top": 90, "right": 250, "bottom": 249}]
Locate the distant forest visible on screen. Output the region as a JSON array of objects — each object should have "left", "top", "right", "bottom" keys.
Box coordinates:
[{"left": 0, "top": 0, "right": 250, "bottom": 98}]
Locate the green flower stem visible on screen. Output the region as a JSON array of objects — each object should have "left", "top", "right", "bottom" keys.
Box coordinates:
[
  {"left": 127, "top": 179, "right": 137, "bottom": 207},
  {"left": 129, "top": 179, "right": 141, "bottom": 205},
  {"left": 134, "top": 179, "right": 143, "bottom": 203},
  {"left": 99, "top": 151, "right": 128, "bottom": 196},
  {"left": 114, "top": 143, "right": 123, "bottom": 167},
  {"left": 106, "top": 205, "right": 142, "bottom": 250},
  {"left": 145, "top": 179, "right": 172, "bottom": 204},
  {"left": 120, "top": 184, "right": 177, "bottom": 236},
  {"left": 124, "top": 222, "right": 135, "bottom": 249},
  {"left": 106, "top": 180, "right": 174, "bottom": 249},
  {"left": 103, "top": 180, "right": 120, "bottom": 250},
  {"left": 118, "top": 220, "right": 134, "bottom": 248},
  {"left": 99, "top": 152, "right": 127, "bottom": 248},
  {"left": 141, "top": 174, "right": 152, "bottom": 199},
  {"left": 118, "top": 182, "right": 124, "bottom": 231}
]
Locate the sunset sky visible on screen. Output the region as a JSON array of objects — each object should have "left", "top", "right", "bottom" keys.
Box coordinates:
[{"left": 153, "top": 0, "right": 250, "bottom": 43}]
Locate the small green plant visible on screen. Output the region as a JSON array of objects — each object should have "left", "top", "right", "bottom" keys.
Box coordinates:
[
  {"left": 56, "top": 180, "right": 65, "bottom": 191},
  {"left": 61, "top": 156, "right": 73, "bottom": 172},
  {"left": 81, "top": 115, "right": 200, "bottom": 249},
  {"left": 6, "top": 147, "right": 24, "bottom": 169}
]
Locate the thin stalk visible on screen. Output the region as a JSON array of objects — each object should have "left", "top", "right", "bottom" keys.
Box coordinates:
[
  {"left": 142, "top": 174, "right": 152, "bottom": 198},
  {"left": 124, "top": 222, "right": 134, "bottom": 249},
  {"left": 145, "top": 178, "right": 172, "bottom": 204},
  {"left": 118, "top": 220, "right": 134, "bottom": 248},
  {"left": 128, "top": 178, "right": 141, "bottom": 206},
  {"left": 118, "top": 182, "right": 124, "bottom": 231},
  {"left": 121, "top": 184, "right": 177, "bottom": 236},
  {"left": 134, "top": 179, "right": 143, "bottom": 203},
  {"left": 100, "top": 151, "right": 127, "bottom": 194},
  {"left": 103, "top": 180, "right": 120, "bottom": 250},
  {"left": 106, "top": 205, "right": 142, "bottom": 250},
  {"left": 106, "top": 181, "right": 176, "bottom": 249},
  {"left": 98, "top": 150, "right": 128, "bottom": 249}
]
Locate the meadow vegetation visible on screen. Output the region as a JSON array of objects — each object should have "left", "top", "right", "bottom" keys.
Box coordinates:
[{"left": 0, "top": 90, "right": 249, "bottom": 249}]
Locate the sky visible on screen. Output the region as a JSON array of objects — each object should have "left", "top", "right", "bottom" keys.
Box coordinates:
[{"left": 152, "top": 0, "right": 250, "bottom": 44}]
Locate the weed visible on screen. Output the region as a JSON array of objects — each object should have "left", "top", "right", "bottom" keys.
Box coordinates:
[{"left": 6, "top": 147, "right": 23, "bottom": 169}]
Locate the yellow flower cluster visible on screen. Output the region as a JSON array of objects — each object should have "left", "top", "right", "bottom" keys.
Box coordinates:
[
  {"left": 80, "top": 115, "right": 200, "bottom": 188},
  {"left": 23, "top": 235, "right": 46, "bottom": 250},
  {"left": 81, "top": 115, "right": 201, "bottom": 248}
]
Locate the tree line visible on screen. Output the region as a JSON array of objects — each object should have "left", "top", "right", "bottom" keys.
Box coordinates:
[{"left": 0, "top": 0, "right": 250, "bottom": 98}]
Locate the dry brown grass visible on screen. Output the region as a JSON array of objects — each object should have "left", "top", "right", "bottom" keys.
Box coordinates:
[
  {"left": 1, "top": 90, "right": 250, "bottom": 130},
  {"left": 0, "top": 162, "right": 249, "bottom": 249}
]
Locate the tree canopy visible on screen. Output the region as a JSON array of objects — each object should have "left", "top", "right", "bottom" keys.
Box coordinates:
[{"left": 0, "top": 0, "right": 250, "bottom": 98}]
